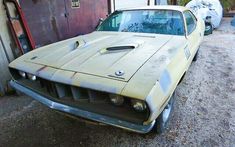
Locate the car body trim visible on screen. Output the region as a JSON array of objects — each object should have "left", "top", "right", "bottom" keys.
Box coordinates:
[{"left": 10, "top": 80, "right": 155, "bottom": 134}]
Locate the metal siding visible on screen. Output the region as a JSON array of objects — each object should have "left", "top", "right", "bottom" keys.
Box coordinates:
[
  {"left": 20, "top": 0, "right": 69, "bottom": 47},
  {"left": 66, "top": 0, "right": 109, "bottom": 36},
  {"left": 20, "top": 0, "right": 109, "bottom": 47}
]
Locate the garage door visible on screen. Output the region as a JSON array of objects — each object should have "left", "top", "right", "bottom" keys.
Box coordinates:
[{"left": 20, "top": 0, "right": 110, "bottom": 47}]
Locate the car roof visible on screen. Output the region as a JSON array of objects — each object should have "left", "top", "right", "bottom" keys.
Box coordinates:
[{"left": 117, "top": 5, "right": 188, "bottom": 13}]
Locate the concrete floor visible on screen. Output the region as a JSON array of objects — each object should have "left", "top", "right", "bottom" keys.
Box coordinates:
[{"left": 0, "top": 18, "right": 235, "bottom": 147}]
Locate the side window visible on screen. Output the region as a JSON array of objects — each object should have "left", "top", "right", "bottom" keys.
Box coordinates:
[
  {"left": 184, "top": 11, "right": 197, "bottom": 35},
  {"left": 98, "top": 13, "right": 122, "bottom": 31},
  {"left": 111, "top": 15, "right": 121, "bottom": 29}
]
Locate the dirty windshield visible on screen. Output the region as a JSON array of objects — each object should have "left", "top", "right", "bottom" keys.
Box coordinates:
[{"left": 97, "top": 10, "right": 185, "bottom": 35}]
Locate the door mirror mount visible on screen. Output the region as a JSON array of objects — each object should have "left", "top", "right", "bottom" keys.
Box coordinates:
[{"left": 96, "top": 18, "right": 104, "bottom": 29}]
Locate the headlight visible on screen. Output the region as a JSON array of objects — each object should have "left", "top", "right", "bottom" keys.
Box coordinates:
[
  {"left": 27, "top": 73, "right": 37, "bottom": 81},
  {"left": 19, "top": 71, "right": 26, "bottom": 78},
  {"left": 109, "top": 94, "right": 124, "bottom": 106},
  {"left": 131, "top": 100, "right": 147, "bottom": 112}
]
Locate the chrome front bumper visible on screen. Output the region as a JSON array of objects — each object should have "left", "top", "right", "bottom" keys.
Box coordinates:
[{"left": 10, "top": 80, "right": 155, "bottom": 133}]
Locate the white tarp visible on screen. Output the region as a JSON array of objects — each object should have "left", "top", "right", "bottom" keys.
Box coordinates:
[{"left": 186, "top": 0, "right": 223, "bottom": 28}]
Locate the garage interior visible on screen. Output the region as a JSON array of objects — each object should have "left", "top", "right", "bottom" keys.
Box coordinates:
[{"left": 0, "top": 0, "right": 235, "bottom": 146}]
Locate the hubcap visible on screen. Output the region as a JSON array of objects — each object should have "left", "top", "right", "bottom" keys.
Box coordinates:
[{"left": 205, "top": 25, "right": 211, "bottom": 31}]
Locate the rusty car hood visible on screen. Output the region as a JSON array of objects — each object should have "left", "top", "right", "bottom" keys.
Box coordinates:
[{"left": 23, "top": 32, "right": 172, "bottom": 82}]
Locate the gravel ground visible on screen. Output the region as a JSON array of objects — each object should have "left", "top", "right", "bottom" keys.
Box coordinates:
[{"left": 0, "top": 18, "right": 235, "bottom": 147}]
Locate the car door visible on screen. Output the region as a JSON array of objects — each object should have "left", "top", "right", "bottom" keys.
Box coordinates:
[{"left": 183, "top": 10, "right": 201, "bottom": 60}]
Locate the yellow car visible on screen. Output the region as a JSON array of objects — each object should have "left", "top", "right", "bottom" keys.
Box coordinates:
[{"left": 9, "top": 6, "right": 205, "bottom": 134}]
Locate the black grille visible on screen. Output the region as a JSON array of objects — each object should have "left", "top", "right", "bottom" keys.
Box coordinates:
[{"left": 14, "top": 75, "right": 109, "bottom": 103}]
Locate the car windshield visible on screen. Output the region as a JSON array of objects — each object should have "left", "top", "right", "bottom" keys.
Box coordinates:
[{"left": 97, "top": 10, "right": 185, "bottom": 36}]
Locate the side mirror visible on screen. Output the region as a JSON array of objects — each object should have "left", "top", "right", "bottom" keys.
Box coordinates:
[
  {"left": 96, "top": 18, "right": 104, "bottom": 29},
  {"left": 99, "top": 18, "right": 104, "bottom": 23}
]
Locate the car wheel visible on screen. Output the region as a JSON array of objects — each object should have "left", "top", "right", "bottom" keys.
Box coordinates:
[
  {"left": 204, "top": 23, "right": 213, "bottom": 35},
  {"left": 193, "top": 49, "right": 199, "bottom": 62},
  {"left": 152, "top": 91, "right": 176, "bottom": 134},
  {"left": 208, "top": 24, "right": 213, "bottom": 34}
]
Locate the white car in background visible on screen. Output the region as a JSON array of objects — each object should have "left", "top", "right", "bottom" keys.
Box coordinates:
[{"left": 186, "top": 0, "right": 223, "bottom": 34}]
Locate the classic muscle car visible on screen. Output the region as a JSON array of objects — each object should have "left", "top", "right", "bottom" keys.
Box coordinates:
[{"left": 9, "top": 6, "right": 205, "bottom": 134}]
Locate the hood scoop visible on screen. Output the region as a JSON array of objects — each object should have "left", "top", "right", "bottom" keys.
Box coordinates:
[
  {"left": 103, "top": 38, "right": 145, "bottom": 53},
  {"left": 106, "top": 45, "right": 135, "bottom": 51},
  {"left": 100, "top": 44, "right": 138, "bottom": 54},
  {"left": 69, "top": 39, "right": 86, "bottom": 51}
]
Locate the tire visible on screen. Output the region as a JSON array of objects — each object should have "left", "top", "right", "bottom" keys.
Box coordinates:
[
  {"left": 152, "top": 91, "right": 176, "bottom": 134},
  {"left": 208, "top": 24, "right": 213, "bottom": 34},
  {"left": 193, "top": 49, "right": 199, "bottom": 62},
  {"left": 204, "top": 23, "right": 213, "bottom": 35}
]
